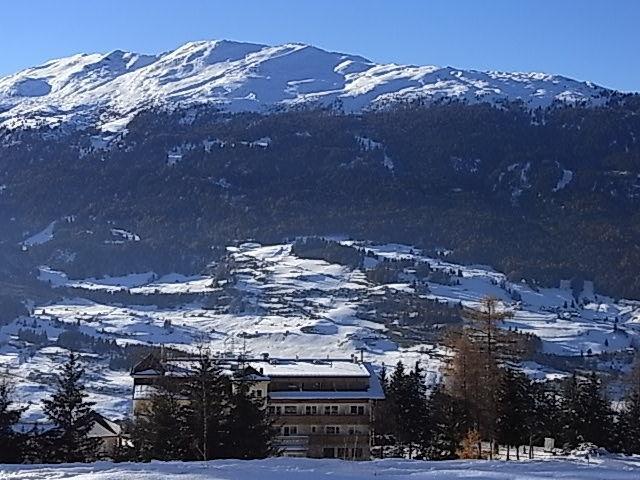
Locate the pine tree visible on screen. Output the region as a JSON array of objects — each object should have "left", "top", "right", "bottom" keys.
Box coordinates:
[
  {"left": 223, "top": 370, "right": 276, "bottom": 459},
  {"left": 183, "top": 351, "right": 228, "bottom": 460},
  {"left": 0, "top": 378, "right": 26, "bottom": 463},
  {"left": 132, "top": 386, "right": 191, "bottom": 461},
  {"left": 41, "top": 353, "right": 101, "bottom": 463}
]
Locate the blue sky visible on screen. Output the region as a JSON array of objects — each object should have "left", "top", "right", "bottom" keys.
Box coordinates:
[{"left": 2, "top": 0, "right": 638, "bottom": 91}]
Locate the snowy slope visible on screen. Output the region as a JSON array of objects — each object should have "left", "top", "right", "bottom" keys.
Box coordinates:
[
  {"left": 2, "top": 456, "right": 639, "bottom": 479},
  {"left": 0, "top": 40, "right": 611, "bottom": 131},
  {"left": 4, "top": 241, "right": 640, "bottom": 422}
]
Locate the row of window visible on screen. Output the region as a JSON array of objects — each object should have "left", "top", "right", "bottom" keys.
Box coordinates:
[
  {"left": 280, "top": 425, "right": 365, "bottom": 436},
  {"left": 323, "top": 447, "right": 364, "bottom": 459},
  {"left": 268, "top": 405, "right": 366, "bottom": 416}
]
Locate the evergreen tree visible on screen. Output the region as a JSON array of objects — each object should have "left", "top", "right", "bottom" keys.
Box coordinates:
[
  {"left": 223, "top": 370, "right": 276, "bottom": 459},
  {"left": 495, "top": 367, "right": 534, "bottom": 459},
  {"left": 132, "top": 386, "right": 191, "bottom": 461},
  {"left": 578, "top": 372, "right": 613, "bottom": 448},
  {"left": 0, "top": 378, "right": 26, "bottom": 463},
  {"left": 619, "top": 359, "right": 640, "bottom": 454},
  {"left": 41, "top": 353, "right": 101, "bottom": 463},
  {"left": 422, "top": 383, "right": 469, "bottom": 459},
  {"left": 560, "top": 372, "right": 583, "bottom": 448},
  {"left": 560, "top": 371, "right": 613, "bottom": 449},
  {"left": 183, "top": 351, "right": 228, "bottom": 460}
]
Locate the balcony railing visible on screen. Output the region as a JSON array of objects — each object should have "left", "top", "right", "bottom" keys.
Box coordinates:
[
  {"left": 274, "top": 435, "right": 309, "bottom": 449},
  {"left": 271, "top": 414, "right": 369, "bottom": 425}
]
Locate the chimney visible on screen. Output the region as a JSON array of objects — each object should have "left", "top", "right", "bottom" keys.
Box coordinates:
[{"left": 262, "top": 352, "right": 269, "bottom": 361}]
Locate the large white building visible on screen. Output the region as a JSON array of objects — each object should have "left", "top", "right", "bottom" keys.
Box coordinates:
[{"left": 131, "top": 354, "right": 385, "bottom": 459}]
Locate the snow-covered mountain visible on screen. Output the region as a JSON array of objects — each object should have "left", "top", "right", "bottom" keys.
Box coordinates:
[{"left": 0, "top": 40, "right": 611, "bottom": 131}]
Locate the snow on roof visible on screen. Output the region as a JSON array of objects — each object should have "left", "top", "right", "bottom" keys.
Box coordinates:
[
  {"left": 248, "top": 359, "right": 370, "bottom": 378},
  {"left": 269, "top": 364, "right": 384, "bottom": 400}
]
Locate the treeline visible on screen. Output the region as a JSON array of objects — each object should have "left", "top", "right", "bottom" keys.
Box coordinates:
[
  {"left": 0, "top": 352, "right": 276, "bottom": 464},
  {"left": 291, "top": 237, "right": 365, "bottom": 268},
  {"left": 131, "top": 354, "right": 276, "bottom": 461},
  {"left": 4, "top": 101, "right": 640, "bottom": 298},
  {"left": 374, "top": 297, "right": 640, "bottom": 458}
]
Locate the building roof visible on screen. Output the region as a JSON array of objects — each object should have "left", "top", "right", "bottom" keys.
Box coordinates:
[
  {"left": 249, "top": 359, "right": 370, "bottom": 378},
  {"left": 131, "top": 356, "right": 372, "bottom": 379},
  {"left": 269, "top": 364, "right": 384, "bottom": 400}
]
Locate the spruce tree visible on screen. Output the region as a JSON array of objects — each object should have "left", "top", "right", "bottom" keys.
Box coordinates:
[
  {"left": 560, "top": 372, "right": 583, "bottom": 448},
  {"left": 223, "top": 371, "right": 275, "bottom": 459},
  {"left": 578, "top": 372, "right": 613, "bottom": 448},
  {"left": 495, "top": 367, "right": 533, "bottom": 459},
  {"left": 132, "top": 386, "right": 191, "bottom": 461},
  {"left": 619, "top": 360, "right": 640, "bottom": 454},
  {"left": 41, "top": 353, "right": 101, "bottom": 463},
  {"left": 183, "top": 352, "right": 228, "bottom": 460},
  {"left": 423, "top": 383, "right": 469, "bottom": 459},
  {"left": 0, "top": 378, "right": 26, "bottom": 463}
]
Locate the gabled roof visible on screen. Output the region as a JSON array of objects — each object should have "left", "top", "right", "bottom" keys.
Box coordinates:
[
  {"left": 88, "top": 412, "right": 122, "bottom": 438},
  {"left": 131, "top": 354, "right": 165, "bottom": 375}
]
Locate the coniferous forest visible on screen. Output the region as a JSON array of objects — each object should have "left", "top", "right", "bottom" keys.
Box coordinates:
[{"left": 1, "top": 96, "right": 640, "bottom": 308}]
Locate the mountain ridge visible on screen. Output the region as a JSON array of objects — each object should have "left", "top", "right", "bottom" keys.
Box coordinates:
[{"left": 0, "top": 39, "right": 612, "bottom": 131}]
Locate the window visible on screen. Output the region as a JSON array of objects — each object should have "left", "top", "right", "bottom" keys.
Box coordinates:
[
  {"left": 311, "top": 426, "right": 317, "bottom": 433},
  {"left": 353, "top": 448, "right": 363, "bottom": 459},
  {"left": 284, "top": 405, "right": 297, "bottom": 415},
  {"left": 324, "top": 405, "right": 339, "bottom": 415},
  {"left": 305, "top": 405, "right": 317, "bottom": 415},
  {"left": 282, "top": 425, "right": 298, "bottom": 436},
  {"left": 269, "top": 406, "right": 282, "bottom": 415},
  {"left": 255, "top": 389, "right": 263, "bottom": 397},
  {"left": 326, "top": 426, "right": 340, "bottom": 434},
  {"left": 337, "top": 448, "right": 347, "bottom": 459},
  {"left": 350, "top": 405, "right": 365, "bottom": 415},
  {"left": 347, "top": 426, "right": 362, "bottom": 435},
  {"left": 322, "top": 447, "right": 335, "bottom": 458}
]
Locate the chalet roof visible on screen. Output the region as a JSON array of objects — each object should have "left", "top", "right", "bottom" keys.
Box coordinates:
[
  {"left": 88, "top": 412, "right": 122, "bottom": 438},
  {"left": 14, "top": 412, "right": 121, "bottom": 438},
  {"left": 131, "top": 353, "right": 165, "bottom": 375}
]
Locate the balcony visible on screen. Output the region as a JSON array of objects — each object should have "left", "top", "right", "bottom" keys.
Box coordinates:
[
  {"left": 308, "top": 434, "right": 368, "bottom": 446},
  {"left": 271, "top": 414, "right": 369, "bottom": 425},
  {"left": 274, "top": 435, "right": 309, "bottom": 451}
]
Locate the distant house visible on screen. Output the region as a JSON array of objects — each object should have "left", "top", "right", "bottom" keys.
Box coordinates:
[
  {"left": 88, "top": 412, "right": 124, "bottom": 457},
  {"left": 15, "top": 412, "right": 124, "bottom": 458},
  {"left": 131, "top": 353, "right": 385, "bottom": 460}
]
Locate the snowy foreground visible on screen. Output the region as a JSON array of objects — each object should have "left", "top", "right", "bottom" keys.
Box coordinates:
[{"left": 2, "top": 457, "right": 640, "bottom": 480}]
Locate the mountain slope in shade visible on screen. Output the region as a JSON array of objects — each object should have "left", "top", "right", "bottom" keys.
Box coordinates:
[{"left": 0, "top": 39, "right": 611, "bottom": 131}]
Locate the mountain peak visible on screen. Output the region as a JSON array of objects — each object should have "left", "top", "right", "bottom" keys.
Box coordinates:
[{"left": 0, "top": 39, "right": 612, "bottom": 131}]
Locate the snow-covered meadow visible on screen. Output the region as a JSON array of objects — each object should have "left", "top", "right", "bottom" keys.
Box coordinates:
[
  {"left": 3, "top": 240, "right": 640, "bottom": 422},
  {"left": 2, "top": 456, "right": 639, "bottom": 480}
]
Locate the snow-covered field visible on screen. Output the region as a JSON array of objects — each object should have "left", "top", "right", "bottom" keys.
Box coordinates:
[
  {"left": 2, "top": 456, "right": 639, "bottom": 480},
  {"left": 3, "top": 240, "right": 640, "bottom": 422}
]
